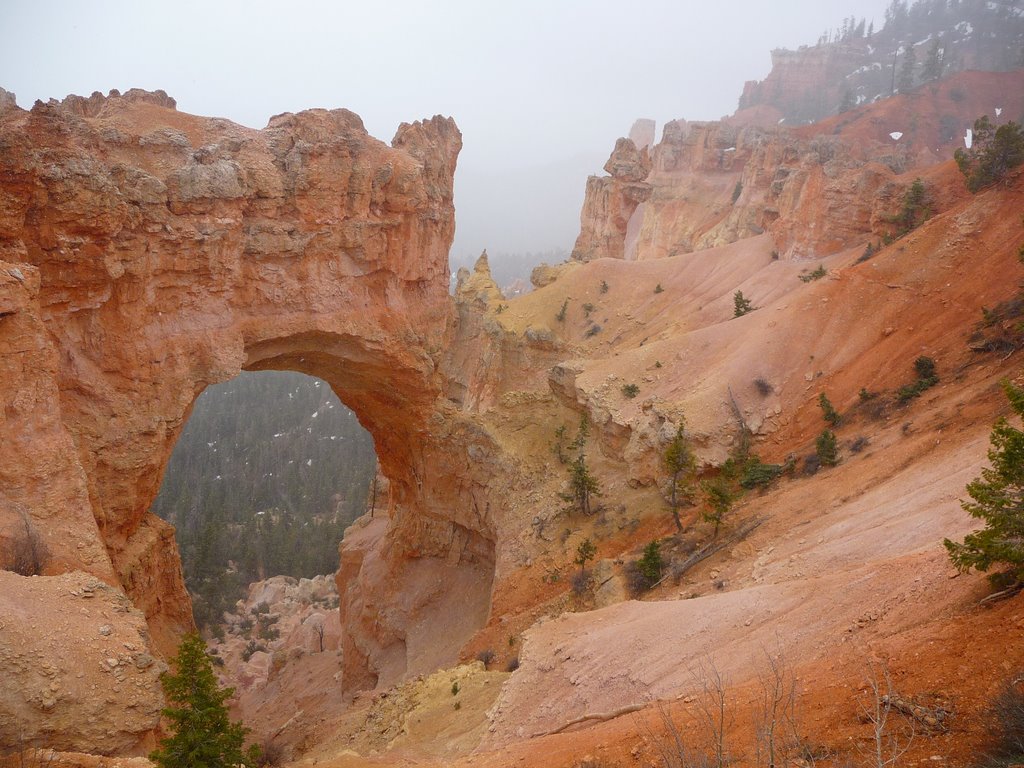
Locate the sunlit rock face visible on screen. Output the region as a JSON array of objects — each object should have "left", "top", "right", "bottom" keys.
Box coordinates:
[{"left": 0, "top": 90, "right": 498, "bottom": 702}]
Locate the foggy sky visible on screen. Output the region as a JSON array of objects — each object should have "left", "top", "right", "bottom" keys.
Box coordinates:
[{"left": 1, "top": 0, "right": 891, "bottom": 266}]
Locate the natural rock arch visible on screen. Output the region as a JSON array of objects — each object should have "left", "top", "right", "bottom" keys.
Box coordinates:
[{"left": 0, "top": 89, "right": 499, "bottom": 691}]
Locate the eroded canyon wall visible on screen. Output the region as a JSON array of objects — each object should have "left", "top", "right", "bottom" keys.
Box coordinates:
[{"left": 572, "top": 70, "right": 1024, "bottom": 264}]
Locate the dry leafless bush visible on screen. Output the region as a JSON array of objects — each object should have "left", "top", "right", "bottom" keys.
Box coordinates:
[{"left": 1, "top": 512, "right": 50, "bottom": 576}]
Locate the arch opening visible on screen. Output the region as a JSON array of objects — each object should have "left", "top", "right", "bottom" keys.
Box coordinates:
[{"left": 152, "top": 369, "right": 377, "bottom": 630}]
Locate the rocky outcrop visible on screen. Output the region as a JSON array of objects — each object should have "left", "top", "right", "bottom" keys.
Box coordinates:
[
  {"left": 571, "top": 138, "right": 652, "bottom": 262},
  {"left": 574, "top": 70, "right": 1024, "bottom": 262},
  {"left": 0, "top": 89, "right": 508, "bottom": 723},
  {"left": 0, "top": 571, "right": 164, "bottom": 754},
  {"left": 211, "top": 574, "right": 342, "bottom": 693},
  {"left": 737, "top": 42, "right": 869, "bottom": 125},
  {"left": 628, "top": 118, "right": 656, "bottom": 151},
  {"left": 736, "top": 4, "right": 1024, "bottom": 125},
  {"left": 455, "top": 250, "right": 505, "bottom": 309}
]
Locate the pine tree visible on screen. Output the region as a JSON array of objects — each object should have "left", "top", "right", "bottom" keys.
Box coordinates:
[
  {"left": 150, "top": 634, "right": 258, "bottom": 768},
  {"left": 664, "top": 422, "right": 697, "bottom": 532},
  {"left": 818, "top": 393, "right": 841, "bottom": 426},
  {"left": 954, "top": 117, "right": 1024, "bottom": 193},
  {"left": 563, "top": 454, "right": 600, "bottom": 516},
  {"left": 898, "top": 44, "right": 917, "bottom": 92},
  {"left": 637, "top": 541, "right": 664, "bottom": 586},
  {"left": 574, "top": 538, "right": 597, "bottom": 575},
  {"left": 733, "top": 291, "right": 755, "bottom": 318},
  {"left": 816, "top": 430, "right": 839, "bottom": 467},
  {"left": 944, "top": 381, "right": 1024, "bottom": 588},
  {"left": 701, "top": 477, "right": 734, "bottom": 537},
  {"left": 923, "top": 38, "right": 944, "bottom": 82}
]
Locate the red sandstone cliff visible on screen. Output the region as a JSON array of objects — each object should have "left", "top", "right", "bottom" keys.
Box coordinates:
[
  {"left": 0, "top": 87, "right": 511, "bottom": 749},
  {"left": 573, "top": 69, "right": 1024, "bottom": 264}
]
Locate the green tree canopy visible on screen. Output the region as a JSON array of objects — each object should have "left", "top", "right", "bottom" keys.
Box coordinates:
[
  {"left": 944, "top": 381, "right": 1024, "bottom": 587},
  {"left": 664, "top": 422, "right": 697, "bottom": 531},
  {"left": 816, "top": 429, "right": 839, "bottom": 467},
  {"left": 954, "top": 116, "right": 1024, "bottom": 193},
  {"left": 701, "top": 477, "right": 734, "bottom": 537},
  {"left": 150, "top": 633, "right": 258, "bottom": 768},
  {"left": 733, "top": 291, "right": 755, "bottom": 318}
]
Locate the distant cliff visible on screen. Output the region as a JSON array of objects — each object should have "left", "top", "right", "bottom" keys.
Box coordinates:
[{"left": 737, "top": 0, "right": 1024, "bottom": 125}]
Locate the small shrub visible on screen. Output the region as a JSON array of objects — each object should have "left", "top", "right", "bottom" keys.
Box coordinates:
[
  {"left": 803, "top": 453, "right": 821, "bottom": 476},
  {"left": 740, "top": 460, "right": 783, "bottom": 489},
  {"left": 241, "top": 639, "right": 266, "bottom": 662},
  {"left": 506, "top": 657, "right": 520, "bottom": 672},
  {"left": 600, "top": 280, "right": 609, "bottom": 293},
  {"left": 799, "top": 265, "right": 828, "bottom": 283},
  {"left": 818, "top": 392, "right": 841, "bottom": 426},
  {"left": 453, "top": 701, "right": 461, "bottom": 711},
  {"left": 476, "top": 649, "right": 495, "bottom": 669},
  {"left": 622, "top": 383, "right": 640, "bottom": 398},
  {"left": 571, "top": 569, "right": 592, "bottom": 595},
  {"left": 655, "top": 360, "right": 662, "bottom": 368},
  {"left": 857, "top": 241, "right": 877, "bottom": 263},
  {"left": 978, "top": 675, "right": 1024, "bottom": 764},
  {"left": 816, "top": 430, "right": 839, "bottom": 467},
  {"left": 892, "top": 177, "right": 931, "bottom": 235},
  {"left": 897, "top": 356, "right": 939, "bottom": 403},
  {"left": 914, "top": 355, "right": 937, "bottom": 380},
  {"left": 627, "top": 542, "right": 664, "bottom": 595},
  {"left": 584, "top": 324, "right": 602, "bottom": 338},
  {"left": 733, "top": 290, "right": 755, "bottom": 317},
  {"left": 849, "top": 435, "right": 870, "bottom": 454},
  {"left": 654, "top": 283, "right": 664, "bottom": 294},
  {"left": 255, "top": 738, "right": 285, "bottom": 768},
  {"left": 556, "top": 299, "right": 569, "bottom": 322},
  {"left": 1, "top": 514, "right": 50, "bottom": 577},
  {"left": 451, "top": 681, "right": 460, "bottom": 696},
  {"left": 859, "top": 387, "right": 878, "bottom": 401},
  {"left": 238, "top": 618, "right": 254, "bottom": 634},
  {"left": 582, "top": 302, "right": 595, "bottom": 316},
  {"left": 753, "top": 377, "right": 773, "bottom": 396}
]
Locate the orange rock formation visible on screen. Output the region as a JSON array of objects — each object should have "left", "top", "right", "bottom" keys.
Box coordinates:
[{"left": 0, "top": 88, "right": 503, "bottom": 749}]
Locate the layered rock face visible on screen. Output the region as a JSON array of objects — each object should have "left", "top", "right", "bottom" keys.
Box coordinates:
[
  {"left": 737, "top": 42, "right": 869, "bottom": 124},
  {"left": 0, "top": 88, "right": 501, "bottom": 711},
  {"left": 573, "top": 70, "right": 1024, "bottom": 263}
]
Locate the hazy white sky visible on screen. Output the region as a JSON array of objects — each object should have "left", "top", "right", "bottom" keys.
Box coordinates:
[{"left": 1, "top": 0, "right": 891, "bottom": 263}]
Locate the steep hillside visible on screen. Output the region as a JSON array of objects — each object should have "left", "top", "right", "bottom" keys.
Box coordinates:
[
  {"left": 3, "top": 10, "right": 1024, "bottom": 767},
  {"left": 294, "top": 163, "right": 1024, "bottom": 768}
]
